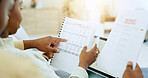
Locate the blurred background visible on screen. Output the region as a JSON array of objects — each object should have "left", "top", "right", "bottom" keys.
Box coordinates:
[{"left": 21, "top": 0, "right": 148, "bottom": 38}]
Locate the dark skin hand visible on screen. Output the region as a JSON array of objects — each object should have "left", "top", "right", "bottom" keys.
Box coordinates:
[
  {"left": 23, "top": 36, "right": 67, "bottom": 59},
  {"left": 79, "top": 44, "right": 100, "bottom": 70},
  {"left": 123, "top": 61, "right": 143, "bottom": 78}
]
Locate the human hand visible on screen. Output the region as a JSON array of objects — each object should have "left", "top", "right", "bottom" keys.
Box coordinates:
[
  {"left": 35, "top": 36, "right": 67, "bottom": 60},
  {"left": 24, "top": 36, "right": 67, "bottom": 53},
  {"left": 123, "top": 61, "right": 143, "bottom": 78},
  {"left": 79, "top": 44, "right": 100, "bottom": 70},
  {"left": 34, "top": 36, "right": 67, "bottom": 52}
]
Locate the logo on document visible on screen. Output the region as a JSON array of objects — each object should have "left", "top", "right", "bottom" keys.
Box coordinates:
[{"left": 124, "top": 19, "right": 136, "bottom": 25}]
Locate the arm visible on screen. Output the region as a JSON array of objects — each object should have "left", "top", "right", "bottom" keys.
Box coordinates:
[
  {"left": 23, "top": 36, "right": 66, "bottom": 52},
  {"left": 14, "top": 36, "right": 67, "bottom": 52},
  {"left": 23, "top": 39, "right": 36, "bottom": 50},
  {"left": 13, "top": 40, "right": 36, "bottom": 50},
  {"left": 14, "top": 36, "right": 67, "bottom": 59},
  {"left": 70, "top": 44, "right": 100, "bottom": 78}
]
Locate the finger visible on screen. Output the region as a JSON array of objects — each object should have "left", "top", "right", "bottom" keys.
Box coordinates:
[
  {"left": 42, "top": 53, "right": 49, "bottom": 61},
  {"left": 59, "top": 38, "right": 67, "bottom": 42},
  {"left": 134, "top": 63, "right": 142, "bottom": 71},
  {"left": 95, "top": 48, "right": 100, "bottom": 54},
  {"left": 50, "top": 44, "right": 55, "bottom": 48},
  {"left": 47, "top": 47, "right": 60, "bottom": 53},
  {"left": 53, "top": 45, "right": 57, "bottom": 48},
  {"left": 55, "top": 41, "right": 60, "bottom": 45},
  {"left": 43, "top": 52, "right": 49, "bottom": 57},
  {"left": 92, "top": 49, "right": 99, "bottom": 58},
  {"left": 49, "top": 53, "right": 53, "bottom": 59},
  {"left": 81, "top": 46, "right": 87, "bottom": 53},
  {"left": 95, "top": 48, "right": 100, "bottom": 57},
  {"left": 93, "top": 52, "right": 97, "bottom": 58},
  {"left": 126, "top": 61, "right": 133, "bottom": 71},
  {"left": 53, "top": 41, "right": 60, "bottom": 46},
  {"left": 45, "top": 52, "right": 53, "bottom": 59},
  {"left": 43, "top": 52, "right": 46, "bottom": 55},
  {"left": 90, "top": 44, "right": 97, "bottom": 52},
  {"left": 50, "top": 43, "right": 58, "bottom": 48}
]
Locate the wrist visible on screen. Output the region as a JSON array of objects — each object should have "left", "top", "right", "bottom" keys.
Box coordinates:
[
  {"left": 78, "top": 62, "right": 88, "bottom": 70},
  {"left": 23, "top": 40, "right": 37, "bottom": 50}
]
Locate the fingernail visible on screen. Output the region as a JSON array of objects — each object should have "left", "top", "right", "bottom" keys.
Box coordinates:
[
  {"left": 128, "top": 61, "right": 133, "bottom": 65},
  {"left": 57, "top": 49, "right": 60, "bottom": 53},
  {"left": 65, "top": 39, "right": 68, "bottom": 41},
  {"left": 84, "top": 45, "right": 87, "bottom": 48}
]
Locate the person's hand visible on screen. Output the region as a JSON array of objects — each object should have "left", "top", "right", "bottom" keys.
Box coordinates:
[
  {"left": 79, "top": 44, "right": 100, "bottom": 70},
  {"left": 24, "top": 36, "right": 67, "bottom": 53},
  {"left": 123, "top": 61, "right": 143, "bottom": 78},
  {"left": 34, "top": 36, "right": 67, "bottom": 52}
]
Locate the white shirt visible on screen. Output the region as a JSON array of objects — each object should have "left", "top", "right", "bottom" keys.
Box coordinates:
[{"left": 0, "top": 38, "right": 88, "bottom": 78}]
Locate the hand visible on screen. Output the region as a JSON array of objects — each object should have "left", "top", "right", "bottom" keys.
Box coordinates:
[
  {"left": 123, "top": 61, "right": 143, "bottom": 78},
  {"left": 34, "top": 36, "right": 67, "bottom": 52},
  {"left": 79, "top": 44, "right": 100, "bottom": 70},
  {"left": 24, "top": 36, "right": 67, "bottom": 53}
]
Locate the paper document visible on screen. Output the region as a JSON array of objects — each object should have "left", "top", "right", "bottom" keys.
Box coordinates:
[
  {"left": 97, "top": 10, "right": 148, "bottom": 77},
  {"left": 51, "top": 17, "right": 95, "bottom": 73}
]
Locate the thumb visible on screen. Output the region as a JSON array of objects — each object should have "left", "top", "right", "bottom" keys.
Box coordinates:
[
  {"left": 126, "top": 61, "right": 133, "bottom": 71},
  {"left": 81, "top": 45, "right": 87, "bottom": 53}
]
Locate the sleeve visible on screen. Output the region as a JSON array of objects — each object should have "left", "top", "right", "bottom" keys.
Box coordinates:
[
  {"left": 69, "top": 67, "right": 88, "bottom": 78},
  {"left": 14, "top": 40, "right": 24, "bottom": 50}
]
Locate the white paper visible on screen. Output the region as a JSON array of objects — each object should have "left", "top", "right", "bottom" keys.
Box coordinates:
[
  {"left": 97, "top": 10, "right": 148, "bottom": 77},
  {"left": 51, "top": 17, "right": 95, "bottom": 73}
]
